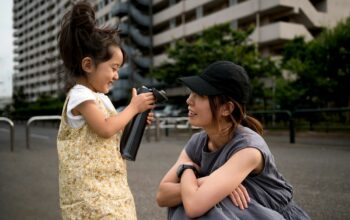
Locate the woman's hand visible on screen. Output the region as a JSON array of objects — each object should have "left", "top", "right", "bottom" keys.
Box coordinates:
[
  {"left": 198, "top": 177, "right": 250, "bottom": 210},
  {"left": 229, "top": 184, "right": 250, "bottom": 210}
]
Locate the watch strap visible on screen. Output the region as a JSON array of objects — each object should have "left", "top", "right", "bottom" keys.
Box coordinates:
[{"left": 177, "top": 164, "right": 198, "bottom": 179}]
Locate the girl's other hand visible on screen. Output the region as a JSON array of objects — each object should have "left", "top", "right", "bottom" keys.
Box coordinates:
[
  {"left": 229, "top": 184, "right": 250, "bottom": 210},
  {"left": 147, "top": 111, "right": 154, "bottom": 125}
]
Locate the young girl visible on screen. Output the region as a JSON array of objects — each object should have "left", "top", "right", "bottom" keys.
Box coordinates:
[
  {"left": 56, "top": 1, "right": 155, "bottom": 219},
  {"left": 156, "top": 61, "right": 310, "bottom": 220}
]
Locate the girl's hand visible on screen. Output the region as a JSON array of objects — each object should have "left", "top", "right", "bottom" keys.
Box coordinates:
[
  {"left": 130, "top": 88, "right": 155, "bottom": 113},
  {"left": 229, "top": 184, "right": 250, "bottom": 210},
  {"left": 147, "top": 111, "right": 154, "bottom": 125}
]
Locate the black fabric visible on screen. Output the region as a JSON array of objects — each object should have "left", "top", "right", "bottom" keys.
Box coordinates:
[{"left": 177, "top": 127, "right": 310, "bottom": 220}]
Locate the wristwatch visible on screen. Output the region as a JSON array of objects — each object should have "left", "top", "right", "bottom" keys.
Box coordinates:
[{"left": 176, "top": 164, "right": 198, "bottom": 179}]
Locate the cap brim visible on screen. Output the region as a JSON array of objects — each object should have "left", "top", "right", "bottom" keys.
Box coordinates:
[{"left": 178, "top": 75, "right": 222, "bottom": 96}]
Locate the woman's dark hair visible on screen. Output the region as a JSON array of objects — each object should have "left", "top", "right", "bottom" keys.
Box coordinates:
[
  {"left": 208, "top": 95, "right": 263, "bottom": 135},
  {"left": 58, "top": 1, "right": 125, "bottom": 80}
]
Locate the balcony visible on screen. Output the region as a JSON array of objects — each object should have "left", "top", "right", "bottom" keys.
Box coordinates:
[
  {"left": 112, "top": 2, "right": 128, "bottom": 17},
  {"left": 118, "top": 22, "right": 129, "bottom": 36},
  {"left": 135, "top": 0, "right": 151, "bottom": 7},
  {"left": 118, "top": 64, "right": 131, "bottom": 79},
  {"left": 129, "top": 3, "right": 151, "bottom": 27},
  {"left": 129, "top": 25, "right": 151, "bottom": 48},
  {"left": 121, "top": 44, "right": 151, "bottom": 69},
  {"left": 134, "top": 55, "right": 151, "bottom": 69},
  {"left": 250, "top": 21, "right": 313, "bottom": 45}
]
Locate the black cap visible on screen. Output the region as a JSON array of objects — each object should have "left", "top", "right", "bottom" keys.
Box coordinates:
[{"left": 178, "top": 61, "right": 250, "bottom": 104}]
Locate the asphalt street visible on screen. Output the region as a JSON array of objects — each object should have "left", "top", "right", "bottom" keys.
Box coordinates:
[{"left": 0, "top": 124, "right": 349, "bottom": 220}]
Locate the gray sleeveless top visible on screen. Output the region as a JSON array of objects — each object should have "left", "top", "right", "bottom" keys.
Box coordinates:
[{"left": 168, "top": 126, "right": 310, "bottom": 220}]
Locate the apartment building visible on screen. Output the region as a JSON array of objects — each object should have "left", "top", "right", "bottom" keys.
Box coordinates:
[
  {"left": 150, "top": 0, "right": 350, "bottom": 65},
  {"left": 12, "top": 0, "right": 118, "bottom": 102},
  {"left": 13, "top": 0, "right": 63, "bottom": 102},
  {"left": 12, "top": 0, "right": 350, "bottom": 102}
]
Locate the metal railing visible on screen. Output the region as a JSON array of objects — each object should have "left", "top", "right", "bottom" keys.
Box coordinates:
[
  {"left": 0, "top": 117, "right": 14, "bottom": 151},
  {"left": 22, "top": 108, "right": 350, "bottom": 149},
  {"left": 250, "top": 110, "right": 295, "bottom": 143},
  {"left": 251, "top": 107, "right": 350, "bottom": 143},
  {"left": 26, "top": 115, "right": 61, "bottom": 149},
  {"left": 145, "top": 116, "right": 201, "bottom": 140}
]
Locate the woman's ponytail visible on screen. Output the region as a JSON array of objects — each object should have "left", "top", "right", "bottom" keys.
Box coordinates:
[{"left": 241, "top": 115, "right": 264, "bottom": 135}]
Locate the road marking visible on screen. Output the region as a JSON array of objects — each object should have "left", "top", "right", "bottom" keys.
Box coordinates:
[{"left": 31, "top": 133, "right": 50, "bottom": 140}]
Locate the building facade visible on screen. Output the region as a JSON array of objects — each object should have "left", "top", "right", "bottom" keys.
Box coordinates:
[
  {"left": 150, "top": 0, "right": 350, "bottom": 64},
  {"left": 12, "top": 0, "right": 118, "bottom": 102},
  {"left": 12, "top": 0, "right": 350, "bottom": 102},
  {"left": 13, "top": 0, "right": 64, "bottom": 102}
]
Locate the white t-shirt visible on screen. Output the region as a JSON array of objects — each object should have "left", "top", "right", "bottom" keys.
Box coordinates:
[{"left": 67, "top": 84, "right": 115, "bottom": 128}]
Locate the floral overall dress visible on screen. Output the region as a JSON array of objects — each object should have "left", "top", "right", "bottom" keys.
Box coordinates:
[{"left": 57, "top": 94, "right": 137, "bottom": 220}]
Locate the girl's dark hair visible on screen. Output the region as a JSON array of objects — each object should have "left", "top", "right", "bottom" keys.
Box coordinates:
[
  {"left": 58, "top": 1, "right": 125, "bottom": 80},
  {"left": 208, "top": 95, "right": 264, "bottom": 135}
]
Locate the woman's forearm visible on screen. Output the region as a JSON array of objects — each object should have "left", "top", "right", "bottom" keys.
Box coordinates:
[
  {"left": 156, "top": 182, "right": 182, "bottom": 207},
  {"left": 180, "top": 169, "right": 204, "bottom": 218}
]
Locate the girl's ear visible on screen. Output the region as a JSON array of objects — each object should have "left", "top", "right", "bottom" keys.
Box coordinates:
[
  {"left": 81, "top": 57, "right": 94, "bottom": 73},
  {"left": 221, "top": 101, "right": 234, "bottom": 116}
]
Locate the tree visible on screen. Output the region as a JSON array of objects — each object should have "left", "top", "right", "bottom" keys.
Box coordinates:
[
  {"left": 150, "top": 23, "right": 280, "bottom": 109},
  {"left": 281, "top": 17, "right": 350, "bottom": 109},
  {"left": 317, "top": 17, "right": 350, "bottom": 107},
  {"left": 12, "top": 87, "right": 27, "bottom": 109}
]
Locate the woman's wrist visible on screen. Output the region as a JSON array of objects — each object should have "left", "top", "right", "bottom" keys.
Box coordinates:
[{"left": 177, "top": 164, "right": 199, "bottom": 180}]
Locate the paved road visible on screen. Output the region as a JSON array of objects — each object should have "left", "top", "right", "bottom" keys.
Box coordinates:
[{"left": 0, "top": 124, "right": 349, "bottom": 220}]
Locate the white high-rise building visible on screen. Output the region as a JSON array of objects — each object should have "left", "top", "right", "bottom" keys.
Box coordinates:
[
  {"left": 12, "top": 0, "right": 118, "bottom": 102},
  {"left": 12, "top": 0, "right": 350, "bottom": 102}
]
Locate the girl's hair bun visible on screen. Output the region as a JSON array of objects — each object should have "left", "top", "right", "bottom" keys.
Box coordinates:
[
  {"left": 70, "top": 1, "right": 96, "bottom": 33},
  {"left": 58, "top": 0, "right": 123, "bottom": 80}
]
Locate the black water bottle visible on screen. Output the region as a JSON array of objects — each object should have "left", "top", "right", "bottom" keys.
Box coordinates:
[{"left": 120, "top": 86, "right": 167, "bottom": 161}]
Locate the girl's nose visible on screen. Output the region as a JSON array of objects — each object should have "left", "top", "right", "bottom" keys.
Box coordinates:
[{"left": 113, "top": 72, "right": 119, "bottom": 80}]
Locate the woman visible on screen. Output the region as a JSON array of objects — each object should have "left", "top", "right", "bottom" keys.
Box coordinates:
[{"left": 156, "top": 61, "right": 310, "bottom": 220}]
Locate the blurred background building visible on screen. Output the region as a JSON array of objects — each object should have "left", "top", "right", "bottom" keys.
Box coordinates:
[{"left": 11, "top": 0, "right": 350, "bottom": 103}]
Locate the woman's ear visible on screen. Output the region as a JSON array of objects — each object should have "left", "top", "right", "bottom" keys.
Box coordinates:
[
  {"left": 81, "top": 57, "right": 94, "bottom": 73},
  {"left": 221, "top": 101, "right": 234, "bottom": 116}
]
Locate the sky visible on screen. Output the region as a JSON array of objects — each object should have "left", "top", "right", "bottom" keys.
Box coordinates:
[{"left": 0, "top": 1, "right": 13, "bottom": 97}]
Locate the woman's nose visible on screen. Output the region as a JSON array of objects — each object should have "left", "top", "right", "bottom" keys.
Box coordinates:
[{"left": 186, "top": 94, "right": 192, "bottom": 105}]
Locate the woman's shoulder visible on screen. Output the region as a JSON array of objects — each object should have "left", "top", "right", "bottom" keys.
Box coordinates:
[
  {"left": 184, "top": 131, "right": 207, "bottom": 163},
  {"left": 189, "top": 130, "right": 207, "bottom": 143},
  {"left": 185, "top": 131, "right": 207, "bottom": 151},
  {"left": 236, "top": 126, "right": 266, "bottom": 145},
  {"left": 230, "top": 126, "right": 272, "bottom": 158}
]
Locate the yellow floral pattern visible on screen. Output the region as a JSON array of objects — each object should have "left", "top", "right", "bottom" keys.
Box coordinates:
[{"left": 57, "top": 94, "right": 137, "bottom": 220}]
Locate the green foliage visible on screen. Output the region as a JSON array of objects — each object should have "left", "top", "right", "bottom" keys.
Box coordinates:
[
  {"left": 9, "top": 91, "right": 65, "bottom": 120},
  {"left": 150, "top": 23, "right": 258, "bottom": 83},
  {"left": 281, "top": 17, "right": 350, "bottom": 109},
  {"left": 150, "top": 23, "right": 280, "bottom": 108}
]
